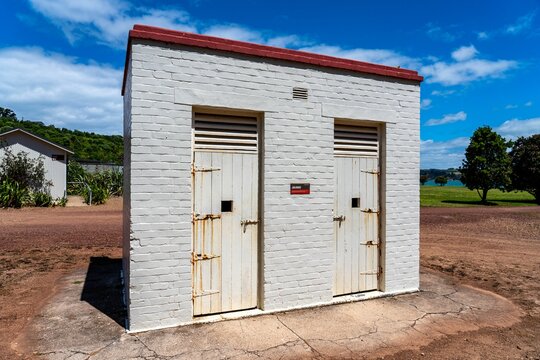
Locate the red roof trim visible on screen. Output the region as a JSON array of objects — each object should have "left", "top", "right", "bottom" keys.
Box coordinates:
[{"left": 122, "top": 24, "right": 423, "bottom": 95}]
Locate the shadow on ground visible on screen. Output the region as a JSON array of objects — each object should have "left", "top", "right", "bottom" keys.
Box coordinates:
[
  {"left": 81, "top": 257, "right": 126, "bottom": 328},
  {"left": 441, "top": 199, "right": 537, "bottom": 206}
]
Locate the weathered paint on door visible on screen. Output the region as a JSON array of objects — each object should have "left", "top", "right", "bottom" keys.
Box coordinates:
[
  {"left": 333, "top": 156, "right": 379, "bottom": 295},
  {"left": 192, "top": 151, "right": 258, "bottom": 316}
]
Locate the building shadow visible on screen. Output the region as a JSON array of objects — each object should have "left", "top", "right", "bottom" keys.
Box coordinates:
[
  {"left": 441, "top": 199, "right": 537, "bottom": 206},
  {"left": 81, "top": 256, "right": 126, "bottom": 328}
]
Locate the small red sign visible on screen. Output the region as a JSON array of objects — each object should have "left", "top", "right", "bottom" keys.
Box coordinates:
[{"left": 290, "top": 183, "right": 310, "bottom": 195}]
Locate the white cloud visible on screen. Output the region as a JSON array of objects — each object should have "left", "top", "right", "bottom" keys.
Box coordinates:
[
  {"left": 422, "top": 46, "right": 517, "bottom": 86},
  {"left": 421, "top": 99, "right": 432, "bottom": 109},
  {"left": 421, "top": 137, "right": 469, "bottom": 168},
  {"left": 431, "top": 89, "right": 456, "bottom": 97},
  {"left": 505, "top": 104, "right": 518, "bottom": 109},
  {"left": 298, "top": 45, "right": 420, "bottom": 69},
  {"left": 29, "top": 0, "right": 196, "bottom": 47},
  {"left": 426, "top": 23, "right": 458, "bottom": 42},
  {"left": 495, "top": 118, "right": 540, "bottom": 139},
  {"left": 505, "top": 12, "right": 536, "bottom": 34},
  {"left": 204, "top": 24, "right": 264, "bottom": 43},
  {"left": 477, "top": 31, "right": 489, "bottom": 40},
  {"left": 425, "top": 111, "right": 467, "bottom": 126},
  {"left": 451, "top": 45, "right": 478, "bottom": 61},
  {"left": 525, "top": 101, "right": 533, "bottom": 107},
  {"left": 0, "top": 47, "right": 122, "bottom": 134},
  {"left": 203, "top": 24, "right": 311, "bottom": 48}
]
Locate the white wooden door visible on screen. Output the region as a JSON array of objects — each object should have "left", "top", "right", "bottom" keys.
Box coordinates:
[
  {"left": 192, "top": 113, "right": 259, "bottom": 316},
  {"left": 333, "top": 123, "right": 379, "bottom": 296}
]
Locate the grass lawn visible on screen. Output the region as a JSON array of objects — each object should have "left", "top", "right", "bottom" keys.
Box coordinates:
[{"left": 420, "top": 186, "right": 537, "bottom": 207}]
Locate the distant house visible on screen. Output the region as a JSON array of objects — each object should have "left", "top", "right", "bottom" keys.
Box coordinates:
[{"left": 0, "top": 128, "right": 73, "bottom": 198}]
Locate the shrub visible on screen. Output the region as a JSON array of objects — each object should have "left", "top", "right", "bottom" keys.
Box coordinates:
[
  {"left": 0, "top": 145, "right": 52, "bottom": 208},
  {"left": 54, "top": 197, "right": 68, "bottom": 207},
  {"left": 0, "top": 179, "right": 30, "bottom": 208},
  {"left": 32, "top": 191, "right": 53, "bottom": 207},
  {"left": 68, "top": 161, "right": 122, "bottom": 205}
]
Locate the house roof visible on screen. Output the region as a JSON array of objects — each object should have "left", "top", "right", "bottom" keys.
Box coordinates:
[
  {"left": 122, "top": 24, "right": 423, "bottom": 95},
  {"left": 0, "top": 128, "right": 74, "bottom": 154}
]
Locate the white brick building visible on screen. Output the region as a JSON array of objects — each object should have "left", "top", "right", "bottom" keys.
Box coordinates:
[{"left": 122, "top": 24, "right": 422, "bottom": 332}]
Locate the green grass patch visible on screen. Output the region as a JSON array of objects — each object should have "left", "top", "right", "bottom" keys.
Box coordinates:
[{"left": 420, "top": 186, "right": 537, "bottom": 207}]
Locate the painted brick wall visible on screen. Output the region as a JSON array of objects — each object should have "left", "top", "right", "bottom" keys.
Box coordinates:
[{"left": 125, "top": 39, "right": 420, "bottom": 332}]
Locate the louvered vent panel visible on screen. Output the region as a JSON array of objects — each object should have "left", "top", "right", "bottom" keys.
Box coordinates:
[
  {"left": 193, "top": 113, "right": 258, "bottom": 153},
  {"left": 334, "top": 124, "right": 379, "bottom": 157},
  {"left": 292, "top": 87, "right": 308, "bottom": 100}
]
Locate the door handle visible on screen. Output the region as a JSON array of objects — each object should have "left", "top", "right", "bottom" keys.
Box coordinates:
[{"left": 240, "top": 219, "right": 258, "bottom": 233}]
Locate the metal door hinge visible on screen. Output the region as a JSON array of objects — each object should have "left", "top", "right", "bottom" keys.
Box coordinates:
[
  {"left": 191, "top": 252, "right": 221, "bottom": 263},
  {"left": 191, "top": 166, "right": 221, "bottom": 174},
  {"left": 363, "top": 240, "right": 380, "bottom": 247},
  {"left": 361, "top": 208, "right": 379, "bottom": 214},
  {"left": 192, "top": 289, "right": 220, "bottom": 299},
  {"left": 193, "top": 213, "right": 221, "bottom": 222}
]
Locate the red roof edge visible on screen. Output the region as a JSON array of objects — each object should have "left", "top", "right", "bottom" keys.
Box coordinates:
[{"left": 121, "top": 24, "right": 423, "bottom": 95}]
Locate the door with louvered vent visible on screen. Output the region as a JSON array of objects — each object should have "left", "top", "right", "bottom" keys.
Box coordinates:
[
  {"left": 333, "top": 123, "right": 380, "bottom": 296},
  {"left": 192, "top": 112, "right": 259, "bottom": 316}
]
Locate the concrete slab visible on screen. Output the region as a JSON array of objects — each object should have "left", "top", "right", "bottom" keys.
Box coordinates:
[{"left": 23, "top": 262, "right": 523, "bottom": 360}]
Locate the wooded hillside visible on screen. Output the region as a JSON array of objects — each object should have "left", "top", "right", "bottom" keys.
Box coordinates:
[{"left": 0, "top": 111, "right": 123, "bottom": 164}]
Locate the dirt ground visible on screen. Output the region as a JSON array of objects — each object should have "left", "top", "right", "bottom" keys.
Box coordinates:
[
  {"left": 0, "top": 201, "right": 539, "bottom": 359},
  {"left": 0, "top": 198, "right": 122, "bottom": 360}
]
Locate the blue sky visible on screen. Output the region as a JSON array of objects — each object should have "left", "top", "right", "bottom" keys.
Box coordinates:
[{"left": 1, "top": 0, "right": 539, "bottom": 168}]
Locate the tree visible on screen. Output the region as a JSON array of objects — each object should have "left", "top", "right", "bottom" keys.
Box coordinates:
[
  {"left": 509, "top": 134, "right": 540, "bottom": 204},
  {"left": 0, "top": 107, "right": 17, "bottom": 119},
  {"left": 435, "top": 176, "right": 448, "bottom": 186},
  {"left": 460, "top": 126, "right": 511, "bottom": 203},
  {"left": 420, "top": 175, "right": 429, "bottom": 185}
]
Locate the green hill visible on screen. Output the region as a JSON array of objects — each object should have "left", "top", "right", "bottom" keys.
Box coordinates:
[{"left": 0, "top": 115, "right": 123, "bottom": 164}]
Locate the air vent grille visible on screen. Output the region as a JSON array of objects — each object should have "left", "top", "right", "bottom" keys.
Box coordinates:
[
  {"left": 193, "top": 113, "right": 258, "bottom": 153},
  {"left": 334, "top": 124, "right": 379, "bottom": 157},
  {"left": 292, "top": 87, "right": 308, "bottom": 100}
]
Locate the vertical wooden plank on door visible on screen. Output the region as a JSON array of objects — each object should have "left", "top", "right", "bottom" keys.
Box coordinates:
[
  {"left": 209, "top": 152, "right": 223, "bottom": 314},
  {"left": 240, "top": 154, "right": 252, "bottom": 308},
  {"left": 343, "top": 157, "right": 353, "bottom": 294},
  {"left": 200, "top": 152, "right": 212, "bottom": 314},
  {"left": 334, "top": 157, "right": 341, "bottom": 294},
  {"left": 351, "top": 157, "right": 360, "bottom": 293},
  {"left": 231, "top": 154, "right": 243, "bottom": 310},
  {"left": 220, "top": 153, "right": 233, "bottom": 312},
  {"left": 368, "top": 157, "right": 379, "bottom": 290},
  {"left": 250, "top": 153, "right": 258, "bottom": 308},
  {"left": 359, "top": 157, "right": 366, "bottom": 291}
]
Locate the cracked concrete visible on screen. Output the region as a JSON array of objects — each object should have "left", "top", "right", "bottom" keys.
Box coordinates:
[{"left": 22, "top": 269, "right": 523, "bottom": 359}]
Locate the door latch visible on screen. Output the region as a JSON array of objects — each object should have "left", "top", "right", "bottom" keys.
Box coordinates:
[
  {"left": 333, "top": 215, "right": 346, "bottom": 227},
  {"left": 240, "top": 219, "right": 259, "bottom": 233}
]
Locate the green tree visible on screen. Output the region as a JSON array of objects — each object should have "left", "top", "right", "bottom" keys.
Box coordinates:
[
  {"left": 434, "top": 176, "right": 448, "bottom": 186},
  {"left": 460, "top": 126, "right": 511, "bottom": 203},
  {"left": 420, "top": 174, "right": 429, "bottom": 185},
  {"left": 0, "top": 107, "right": 17, "bottom": 119},
  {"left": 509, "top": 134, "right": 540, "bottom": 204}
]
